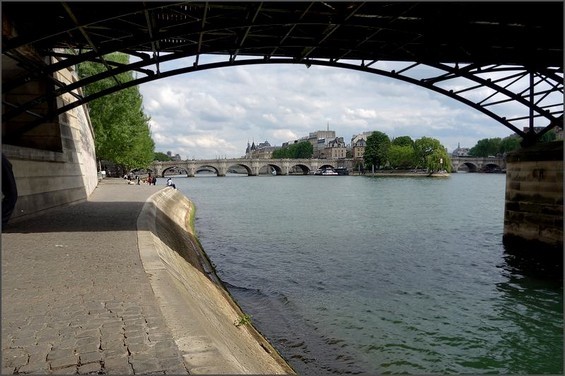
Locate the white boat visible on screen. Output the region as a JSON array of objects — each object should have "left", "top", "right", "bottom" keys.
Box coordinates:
[{"left": 321, "top": 168, "right": 339, "bottom": 176}]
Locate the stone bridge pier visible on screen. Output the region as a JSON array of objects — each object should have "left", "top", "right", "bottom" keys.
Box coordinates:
[{"left": 503, "top": 141, "right": 563, "bottom": 253}]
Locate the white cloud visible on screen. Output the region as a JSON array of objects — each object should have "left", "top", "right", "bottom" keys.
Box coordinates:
[{"left": 139, "top": 61, "right": 522, "bottom": 158}]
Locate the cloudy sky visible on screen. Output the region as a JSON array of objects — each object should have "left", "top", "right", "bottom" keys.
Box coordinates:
[{"left": 138, "top": 55, "right": 521, "bottom": 160}]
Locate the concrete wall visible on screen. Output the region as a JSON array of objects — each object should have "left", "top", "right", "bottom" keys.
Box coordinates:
[
  {"left": 503, "top": 141, "right": 563, "bottom": 252},
  {"left": 138, "top": 187, "right": 294, "bottom": 374},
  {"left": 3, "top": 63, "right": 98, "bottom": 222}
]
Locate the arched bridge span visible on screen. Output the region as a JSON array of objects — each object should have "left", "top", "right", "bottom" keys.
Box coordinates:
[
  {"left": 152, "top": 156, "right": 505, "bottom": 176},
  {"left": 152, "top": 159, "right": 346, "bottom": 177},
  {"left": 2, "top": 2, "right": 563, "bottom": 147}
]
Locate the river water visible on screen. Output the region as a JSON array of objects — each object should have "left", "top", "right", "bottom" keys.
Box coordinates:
[{"left": 173, "top": 173, "right": 562, "bottom": 375}]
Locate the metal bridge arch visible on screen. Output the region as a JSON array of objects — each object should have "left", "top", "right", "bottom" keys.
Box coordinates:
[
  {"left": 5, "top": 57, "right": 562, "bottom": 146},
  {"left": 3, "top": 2, "right": 562, "bottom": 146}
]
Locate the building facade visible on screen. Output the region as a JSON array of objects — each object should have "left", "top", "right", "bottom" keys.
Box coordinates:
[
  {"left": 321, "top": 137, "right": 347, "bottom": 159},
  {"left": 245, "top": 140, "right": 278, "bottom": 158},
  {"left": 350, "top": 131, "right": 374, "bottom": 160}
]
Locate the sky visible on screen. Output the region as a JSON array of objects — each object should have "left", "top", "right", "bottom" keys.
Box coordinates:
[{"left": 137, "top": 55, "right": 524, "bottom": 160}]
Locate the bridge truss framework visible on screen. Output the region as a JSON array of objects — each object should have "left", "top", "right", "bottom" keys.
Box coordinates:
[{"left": 2, "top": 2, "right": 563, "bottom": 147}]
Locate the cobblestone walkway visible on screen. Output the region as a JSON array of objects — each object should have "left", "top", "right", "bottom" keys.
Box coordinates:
[{"left": 2, "top": 180, "right": 188, "bottom": 375}]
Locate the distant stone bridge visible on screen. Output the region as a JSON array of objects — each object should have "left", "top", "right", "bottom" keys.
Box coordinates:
[
  {"left": 151, "top": 156, "right": 506, "bottom": 177},
  {"left": 451, "top": 156, "right": 506, "bottom": 172},
  {"left": 151, "top": 158, "right": 353, "bottom": 177}
]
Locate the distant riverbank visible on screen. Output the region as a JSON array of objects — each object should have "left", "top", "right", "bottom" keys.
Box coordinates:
[{"left": 355, "top": 169, "right": 450, "bottom": 177}]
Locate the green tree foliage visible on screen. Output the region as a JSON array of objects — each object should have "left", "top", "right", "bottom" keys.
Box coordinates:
[
  {"left": 469, "top": 131, "right": 557, "bottom": 158},
  {"left": 391, "top": 135, "right": 414, "bottom": 147},
  {"left": 413, "top": 136, "right": 451, "bottom": 172},
  {"left": 499, "top": 136, "right": 521, "bottom": 154},
  {"left": 388, "top": 144, "right": 416, "bottom": 169},
  {"left": 154, "top": 152, "right": 173, "bottom": 161},
  {"left": 470, "top": 135, "right": 529, "bottom": 157},
  {"left": 468, "top": 138, "right": 502, "bottom": 157},
  {"left": 77, "top": 53, "right": 155, "bottom": 170},
  {"left": 272, "top": 141, "right": 313, "bottom": 159},
  {"left": 364, "top": 131, "right": 390, "bottom": 169},
  {"left": 540, "top": 129, "right": 557, "bottom": 142}
]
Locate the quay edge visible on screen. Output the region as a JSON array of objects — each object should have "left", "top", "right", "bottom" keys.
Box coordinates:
[{"left": 137, "top": 187, "right": 295, "bottom": 374}]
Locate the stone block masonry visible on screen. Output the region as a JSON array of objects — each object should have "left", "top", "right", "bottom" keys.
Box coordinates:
[{"left": 504, "top": 141, "right": 563, "bottom": 255}]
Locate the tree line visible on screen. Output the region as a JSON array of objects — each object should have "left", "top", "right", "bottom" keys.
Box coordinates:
[
  {"left": 78, "top": 53, "right": 155, "bottom": 175},
  {"left": 272, "top": 141, "right": 314, "bottom": 159},
  {"left": 363, "top": 132, "right": 451, "bottom": 173},
  {"left": 468, "top": 130, "right": 558, "bottom": 157}
]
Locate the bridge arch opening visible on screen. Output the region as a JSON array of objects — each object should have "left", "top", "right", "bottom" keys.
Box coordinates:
[
  {"left": 255, "top": 164, "right": 280, "bottom": 176},
  {"left": 162, "top": 166, "right": 189, "bottom": 177},
  {"left": 195, "top": 167, "right": 217, "bottom": 175},
  {"left": 194, "top": 165, "right": 220, "bottom": 177},
  {"left": 318, "top": 164, "right": 336, "bottom": 171},
  {"left": 226, "top": 163, "right": 253, "bottom": 176},
  {"left": 457, "top": 162, "right": 479, "bottom": 173},
  {"left": 482, "top": 163, "right": 503, "bottom": 173},
  {"left": 288, "top": 164, "right": 311, "bottom": 175}
]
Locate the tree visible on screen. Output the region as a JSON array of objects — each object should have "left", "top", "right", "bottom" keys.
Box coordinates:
[
  {"left": 154, "top": 152, "right": 173, "bottom": 161},
  {"left": 272, "top": 141, "right": 313, "bottom": 159},
  {"left": 469, "top": 138, "right": 502, "bottom": 157},
  {"left": 77, "top": 53, "right": 155, "bottom": 171},
  {"left": 293, "top": 141, "right": 314, "bottom": 158},
  {"left": 499, "top": 136, "right": 521, "bottom": 154},
  {"left": 391, "top": 135, "right": 414, "bottom": 147},
  {"left": 540, "top": 129, "right": 557, "bottom": 142},
  {"left": 364, "top": 131, "right": 390, "bottom": 169},
  {"left": 388, "top": 144, "right": 416, "bottom": 169},
  {"left": 272, "top": 147, "right": 287, "bottom": 159},
  {"left": 413, "top": 136, "right": 451, "bottom": 172}
]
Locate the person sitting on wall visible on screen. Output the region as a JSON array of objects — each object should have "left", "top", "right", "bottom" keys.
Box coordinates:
[{"left": 166, "top": 178, "right": 176, "bottom": 189}]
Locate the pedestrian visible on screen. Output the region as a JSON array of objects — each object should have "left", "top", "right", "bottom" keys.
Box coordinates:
[{"left": 166, "top": 177, "right": 176, "bottom": 189}]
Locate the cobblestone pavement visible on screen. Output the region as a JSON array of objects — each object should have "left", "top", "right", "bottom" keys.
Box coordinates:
[{"left": 2, "top": 179, "right": 189, "bottom": 375}]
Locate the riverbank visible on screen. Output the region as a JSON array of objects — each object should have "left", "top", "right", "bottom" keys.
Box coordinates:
[
  {"left": 358, "top": 170, "right": 450, "bottom": 177},
  {"left": 1, "top": 178, "right": 294, "bottom": 375},
  {"left": 138, "top": 186, "right": 295, "bottom": 374}
]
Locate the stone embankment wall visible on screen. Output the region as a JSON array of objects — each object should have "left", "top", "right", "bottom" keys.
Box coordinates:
[
  {"left": 138, "top": 187, "right": 295, "bottom": 374},
  {"left": 504, "top": 141, "right": 563, "bottom": 252},
  {"left": 3, "top": 61, "right": 98, "bottom": 222}
]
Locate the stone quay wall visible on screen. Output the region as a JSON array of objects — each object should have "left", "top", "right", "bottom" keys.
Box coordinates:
[
  {"left": 503, "top": 141, "right": 563, "bottom": 252},
  {"left": 3, "top": 61, "right": 98, "bottom": 222},
  {"left": 138, "top": 187, "right": 294, "bottom": 374}
]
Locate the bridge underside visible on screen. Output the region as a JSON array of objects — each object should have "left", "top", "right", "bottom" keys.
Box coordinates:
[{"left": 2, "top": 2, "right": 563, "bottom": 149}]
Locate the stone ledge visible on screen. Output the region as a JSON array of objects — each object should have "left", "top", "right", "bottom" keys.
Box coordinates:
[{"left": 137, "top": 188, "right": 295, "bottom": 375}]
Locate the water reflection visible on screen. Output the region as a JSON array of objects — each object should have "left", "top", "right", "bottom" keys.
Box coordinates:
[
  {"left": 493, "top": 270, "right": 563, "bottom": 374},
  {"left": 502, "top": 241, "right": 563, "bottom": 281}
]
